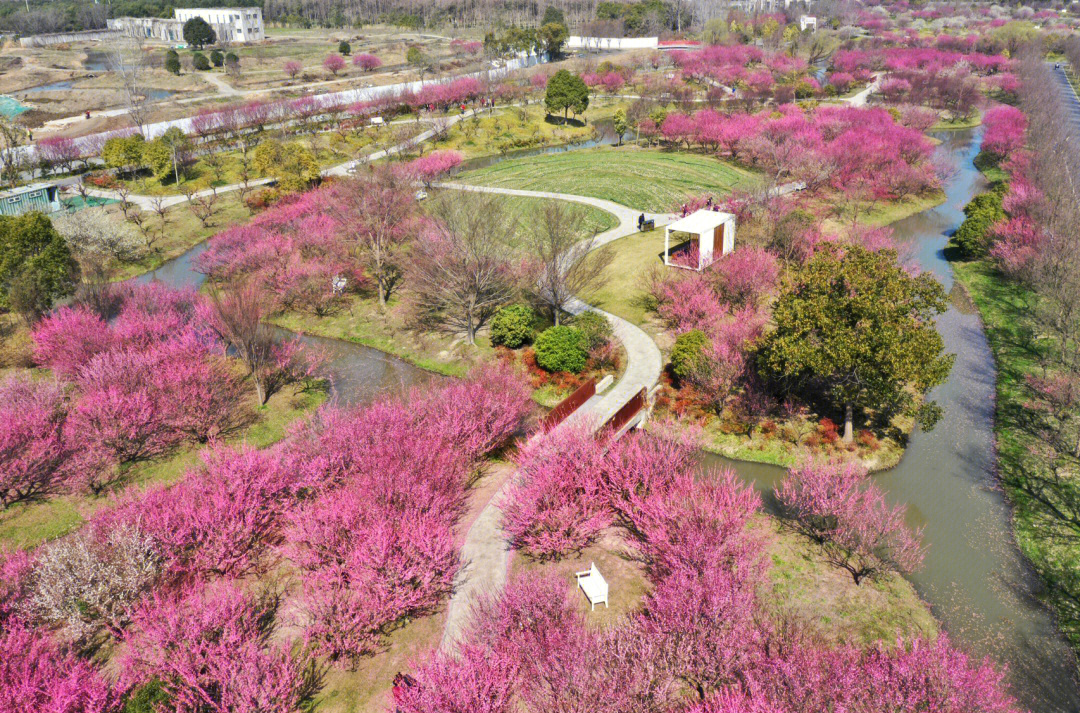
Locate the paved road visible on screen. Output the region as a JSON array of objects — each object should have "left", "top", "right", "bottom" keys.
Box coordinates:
[
  {"left": 435, "top": 182, "right": 667, "bottom": 651},
  {"left": 1049, "top": 62, "right": 1080, "bottom": 134}
]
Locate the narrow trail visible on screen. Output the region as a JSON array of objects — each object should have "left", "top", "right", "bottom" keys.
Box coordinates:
[{"left": 435, "top": 181, "right": 667, "bottom": 650}]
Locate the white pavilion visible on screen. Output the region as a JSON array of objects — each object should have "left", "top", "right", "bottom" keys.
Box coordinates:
[{"left": 664, "top": 209, "right": 736, "bottom": 271}]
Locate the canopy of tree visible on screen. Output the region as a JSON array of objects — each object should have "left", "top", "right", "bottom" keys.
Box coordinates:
[
  {"left": 0, "top": 212, "right": 79, "bottom": 320},
  {"left": 757, "top": 244, "right": 954, "bottom": 439},
  {"left": 183, "top": 17, "right": 216, "bottom": 49},
  {"left": 545, "top": 70, "right": 590, "bottom": 120}
]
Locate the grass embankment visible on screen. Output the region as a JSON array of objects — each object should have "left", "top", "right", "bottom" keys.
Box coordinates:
[
  {"left": 510, "top": 516, "right": 935, "bottom": 647},
  {"left": 950, "top": 256, "right": 1080, "bottom": 649},
  {"left": 271, "top": 194, "right": 619, "bottom": 378},
  {"left": 0, "top": 387, "right": 326, "bottom": 550},
  {"left": 458, "top": 146, "right": 757, "bottom": 212},
  {"left": 930, "top": 110, "right": 983, "bottom": 131}
]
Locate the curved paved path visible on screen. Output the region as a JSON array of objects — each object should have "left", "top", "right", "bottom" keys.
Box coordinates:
[{"left": 435, "top": 182, "right": 666, "bottom": 650}]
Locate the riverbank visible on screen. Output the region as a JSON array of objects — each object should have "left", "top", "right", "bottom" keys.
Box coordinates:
[{"left": 950, "top": 254, "right": 1080, "bottom": 653}]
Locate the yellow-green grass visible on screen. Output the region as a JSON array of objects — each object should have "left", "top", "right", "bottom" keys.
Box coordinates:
[
  {"left": 763, "top": 517, "right": 937, "bottom": 647},
  {"left": 429, "top": 103, "right": 625, "bottom": 159},
  {"left": 457, "top": 146, "right": 757, "bottom": 212},
  {"left": 581, "top": 226, "right": 666, "bottom": 328},
  {"left": 0, "top": 387, "right": 326, "bottom": 550},
  {"left": 930, "top": 110, "right": 983, "bottom": 131},
  {"left": 103, "top": 192, "right": 251, "bottom": 282},
  {"left": 270, "top": 296, "right": 487, "bottom": 378}
]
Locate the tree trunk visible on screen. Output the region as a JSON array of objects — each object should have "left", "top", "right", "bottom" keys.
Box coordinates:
[
  {"left": 254, "top": 376, "right": 267, "bottom": 406},
  {"left": 843, "top": 403, "right": 853, "bottom": 443}
]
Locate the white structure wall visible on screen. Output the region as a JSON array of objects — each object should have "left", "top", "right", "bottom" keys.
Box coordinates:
[
  {"left": 174, "top": 8, "right": 264, "bottom": 43},
  {"left": 108, "top": 7, "right": 263, "bottom": 44}
]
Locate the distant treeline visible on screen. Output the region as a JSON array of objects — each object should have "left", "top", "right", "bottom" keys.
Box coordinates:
[{"left": 1, "top": 0, "right": 697, "bottom": 37}]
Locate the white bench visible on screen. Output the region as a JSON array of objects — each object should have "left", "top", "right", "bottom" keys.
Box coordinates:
[{"left": 575, "top": 562, "right": 609, "bottom": 610}]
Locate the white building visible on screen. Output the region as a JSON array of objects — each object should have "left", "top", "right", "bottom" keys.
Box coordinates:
[
  {"left": 799, "top": 15, "right": 818, "bottom": 31},
  {"left": 108, "top": 7, "right": 264, "bottom": 44},
  {"left": 174, "top": 8, "right": 264, "bottom": 43}
]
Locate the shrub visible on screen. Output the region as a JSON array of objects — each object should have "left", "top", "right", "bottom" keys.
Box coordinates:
[
  {"left": 670, "top": 329, "right": 710, "bottom": 382},
  {"left": 571, "top": 310, "right": 611, "bottom": 350},
  {"left": 338, "top": 40, "right": 351, "bottom": 55},
  {"left": 534, "top": 326, "right": 588, "bottom": 373},
  {"left": 490, "top": 304, "right": 534, "bottom": 348},
  {"left": 210, "top": 50, "right": 223, "bottom": 67},
  {"left": 192, "top": 52, "right": 210, "bottom": 71},
  {"left": 164, "top": 50, "right": 180, "bottom": 75},
  {"left": 955, "top": 188, "right": 1005, "bottom": 257}
]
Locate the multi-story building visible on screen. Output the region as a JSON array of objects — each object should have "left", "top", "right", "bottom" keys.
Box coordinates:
[
  {"left": 108, "top": 7, "right": 264, "bottom": 45},
  {"left": 174, "top": 8, "right": 264, "bottom": 43}
]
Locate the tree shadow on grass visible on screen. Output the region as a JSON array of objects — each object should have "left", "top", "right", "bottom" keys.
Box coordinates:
[{"left": 543, "top": 114, "right": 586, "bottom": 128}]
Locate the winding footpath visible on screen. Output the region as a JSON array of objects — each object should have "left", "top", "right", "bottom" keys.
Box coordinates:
[{"left": 435, "top": 182, "right": 668, "bottom": 649}]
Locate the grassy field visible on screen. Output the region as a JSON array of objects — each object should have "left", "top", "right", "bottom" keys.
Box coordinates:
[
  {"left": 272, "top": 193, "right": 618, "bottom": 376},
  {"left": 0, "top": 386, "right": 326, "bottom": 550},
  {"left": 457, "top": 146, "right": 758, "bottom": 212},
  {"left": 951, "top": 256, "right": 1080, "bottom": 649}
]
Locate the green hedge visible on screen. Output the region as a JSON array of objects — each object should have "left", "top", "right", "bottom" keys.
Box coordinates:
[{"left": 534, "top": 325, "right": 588, "bottom": 373}]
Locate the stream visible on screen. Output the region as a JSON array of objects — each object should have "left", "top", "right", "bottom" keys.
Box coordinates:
[
  {"left": 138, "top": 126, "right": 1078, "bottom": 712},
  {"left": 704, "top": 128, "right": 1080, "bottom": 712}
]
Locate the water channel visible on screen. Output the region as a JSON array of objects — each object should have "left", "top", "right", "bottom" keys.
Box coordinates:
[
  {"left": 704, "top": 128, "right": 1080, "bottom": 713},
  {"left": 138, "top": 126, "right": 1078, "bottom": 712}
]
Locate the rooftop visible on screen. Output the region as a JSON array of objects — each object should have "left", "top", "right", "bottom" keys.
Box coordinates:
[{"left": 666, "top": 208, "right": 734, "bottom": 235}]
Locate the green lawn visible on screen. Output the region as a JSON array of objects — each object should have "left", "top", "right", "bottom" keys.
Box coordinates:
[
  {"left": 582, "top": 226, "right": 665, "bottom": 328},
  {"left": 457, "top": 146, "right": 758, "bottom": 212}
]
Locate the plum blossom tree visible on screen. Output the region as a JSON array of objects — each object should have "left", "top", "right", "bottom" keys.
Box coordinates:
[
  {"left": 982, "top": 105, "right": 1027, "bottom": 160},
  {"left": 325, "top": 169, "right": 418, "bottom": 310},
  {"left": 0, "top": 622, "right": 120, "bottom": 713},
  {"left": 0, "top": 374, "right": 70, "bottom": 508},
  {"left": 25, "top": 524, "right": 161, "bottom": 644},
  {"left": 283, "top": 60, "right": 302, "bottom": 79},
  {"left": 204, "top": 284, "right": 324, "bottom": 405},
  {"left": 404, "top": 150, "right": 464, "bottom": 188},
  {"left": 323, "top": 54, "right": 345, "bottom": 76},
  {"left": 502, "top": 424, "right": 611, "bottom": 560},
  {"left": 775, "top": 459, "right": 924, "bottom": 584},
  {"left": 352, "top": 53, "right": 381, "bottom": 71},
  {"left": 121, "top": 581, "right": 315, "bottom": 713}
]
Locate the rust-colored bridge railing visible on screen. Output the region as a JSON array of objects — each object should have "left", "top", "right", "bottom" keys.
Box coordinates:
[
  {"left": 600, "top": 387, "right": 646, "bottom": 438},
  {"left": 541, "top": 378, "right": 596, "bottom": 431}
]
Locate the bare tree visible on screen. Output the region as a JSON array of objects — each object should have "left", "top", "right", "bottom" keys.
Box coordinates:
[
  {"left": 184, "top": 186, "right": 219, "bottom": 229},
  {"left": 525, "top": 201, "right": 614, "bottom": 325},
  {"left": 0, "top": 116, "right": 27, "bottom": 188},
  {"left": 107, "top": 35, "right": 151, "bottom": 136},
  {"left": 206, "top": 284, "right": 321, "bottom": 405},
  {"left": 408, "top": 191, "right": 520, "bottom": 345}
]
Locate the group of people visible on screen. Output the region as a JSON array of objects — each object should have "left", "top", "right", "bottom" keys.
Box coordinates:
[{"left": 679, "top": 195, "right": 723, "bottom": 217}]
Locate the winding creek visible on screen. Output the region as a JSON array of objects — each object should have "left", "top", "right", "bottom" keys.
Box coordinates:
[{"left": 137, "top": 126, "right": 1078, "bottom": 712}]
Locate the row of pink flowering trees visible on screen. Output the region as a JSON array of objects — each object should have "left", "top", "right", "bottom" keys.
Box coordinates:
[
  {"left": 0, "top": 282, "right": 324, "bottom": 513},
  {"left": 0, "top": 361, "right": 532, "bottom": 711},
  {"left": 398, "top": 428, "right": 1016, "bottom": 712}
]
